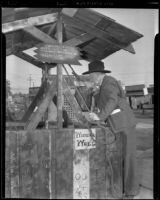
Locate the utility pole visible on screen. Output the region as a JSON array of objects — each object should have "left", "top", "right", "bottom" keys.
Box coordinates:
[{"left": 27, "top": 74, "right": 34, "bottom": 88}]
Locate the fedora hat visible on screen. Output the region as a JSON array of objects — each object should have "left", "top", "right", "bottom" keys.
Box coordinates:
[{"left": 82, "top": 60, "right": 111, "bottom": 75}]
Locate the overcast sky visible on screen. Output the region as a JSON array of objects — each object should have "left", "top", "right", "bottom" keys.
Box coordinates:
[{"left": 6, "top": 8, "right": 158, "bottom": 93}]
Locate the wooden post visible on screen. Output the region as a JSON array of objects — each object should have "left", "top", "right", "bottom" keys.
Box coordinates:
[{"left": 57, "top": 13, "right": 63, "bottom": 128}]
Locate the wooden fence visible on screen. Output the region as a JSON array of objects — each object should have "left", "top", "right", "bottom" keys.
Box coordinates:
[{"left": 5, "top": 128, "right": 123, "bottom": 199}]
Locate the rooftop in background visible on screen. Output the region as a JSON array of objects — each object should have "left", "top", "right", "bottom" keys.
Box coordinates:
[
  {"left": 2, "top": 8, "right": 143, "bottom": 66},
  {"left": 125, "top": 84, "right": 154, "bottom": 97}
]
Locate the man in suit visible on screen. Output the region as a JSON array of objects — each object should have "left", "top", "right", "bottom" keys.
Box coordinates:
[{"left": 82, "top": 60, "right": 139, "bottom": 199}]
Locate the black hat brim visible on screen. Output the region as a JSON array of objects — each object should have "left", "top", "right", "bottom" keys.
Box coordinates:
[{"left": 82, "top": 70, "right": 111, "bottom": 75}]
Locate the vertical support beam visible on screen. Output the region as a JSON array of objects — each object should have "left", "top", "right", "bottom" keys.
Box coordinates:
[{"left": 57, "top": 12, "right": 63, "bottom": 128}]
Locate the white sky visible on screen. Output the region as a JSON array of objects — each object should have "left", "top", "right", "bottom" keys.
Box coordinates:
[{"left": 6, "top": 8, "right": 158, "bottom": 93}]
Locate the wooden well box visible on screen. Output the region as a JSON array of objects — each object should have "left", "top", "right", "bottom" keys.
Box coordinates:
[{"left": 5, "top": 128, "right": 123, "bottom": 199}]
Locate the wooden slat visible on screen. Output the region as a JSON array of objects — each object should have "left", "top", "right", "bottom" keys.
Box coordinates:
[
  {"left": 5, "top": 131, "right": 11, "bottom": 197},
  {"left": 106, "top": 21, "right": 143, "bottom": 44},
  {"left": 51, "top": 129, "right": 56, "bottom": 198},
  {"left": 2, "top": 13, "right": 58, "bottom": 33},
  {"left": 57, "top": 13, "right": 63, "bottom": 129},
  {"left": 14, "top": 50, "right": 55, "bottom": 69},
  {"left": 25, "top": 78, "right": 57, "bottom": 132},
  {"left": 55, "top": 129, "right": 73, "bottom": 199},
  {"left": 18, "top": 130, "right": 50, "bottom": 198},
  {"left": 64, "top": 33, "right": 95, "bottom": 47},
  {"left": 6, "top": 122, "right": 26, "bottom": 127},
  {"left": 2, "top": 8, "right": 61, "bottom": 24},
  {"left": 90, "top": 129, "right": 107, "bottom": 199},
  {"left": 23, "top": 26, "right": 58, "bottom": 45},
  {"left": 14, "top": 51, "right": 45, "bottom": 69},
  {"left": 74, "top": 8, "right": 103, "bottom": 25},
  {"left": 62, "top": 14, "right": 138, "bottom": 54}
]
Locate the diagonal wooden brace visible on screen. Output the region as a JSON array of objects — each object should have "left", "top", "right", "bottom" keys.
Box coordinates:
[{"left": 25, "top": 78, "right": 57, "bottom": 132}]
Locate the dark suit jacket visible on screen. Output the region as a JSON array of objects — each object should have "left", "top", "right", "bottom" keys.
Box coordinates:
[{"left": 94, "top": 75, "right": 137, "bottom": 128}]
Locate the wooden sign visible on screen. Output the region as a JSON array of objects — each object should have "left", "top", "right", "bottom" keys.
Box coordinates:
[
  {"left": 74, "top": 129, "right": 96, "bottom": 150},
  {"left": 34, "top": 44, "right": 82, "bottom": 65}
]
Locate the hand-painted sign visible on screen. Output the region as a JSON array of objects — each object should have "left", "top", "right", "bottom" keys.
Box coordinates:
[
  {"left": 34, "top": 44, "right": 81, "bottom": 65},
  {"left": 74, "top": 129, "right": 96, "bottom": 150}
]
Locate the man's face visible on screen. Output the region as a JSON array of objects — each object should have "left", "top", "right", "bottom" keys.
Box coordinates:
[{"left": 89, "top": 72, "right": 99, "bottom": 83}]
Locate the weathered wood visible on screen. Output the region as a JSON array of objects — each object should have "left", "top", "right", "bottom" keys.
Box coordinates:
[
  {"left": 19, "top": 130, "right": 50, "bottom": 198},
  {"left": 25, "top": 78, "right": 57, "bottom": 131},
  {"left": 90, "top": 129, "right": 107, "bottom": 199},
  {"left": 21, "top": 80, "right": 47, "bottom": 122},
  {"left": 6, "top": 122, "right": 26, "bottom": 128},
  {"left": 2, "top": 8, "right": 61, "bottom": 24},
  {"left": 62, "top": 13, "right": 136, "bottom": 54},
  {"left": 2, "top": 13, "right": 57, "bottom": 33},
  {"left": 55, "top": 129, "right": 74, "bottom": 199},
  {"left": 24, "top": 26, "right": 58, "bottom": 45},
  {"left": 64, "top": 33, "right": 95, "bottom": 47},
  {"left": 14, "top": 50, "right": 56, "bottom": 69},
  {"left": 5, "top": 128, "right": 123, "bottom": 198},
  {"left": 57, "top": 13, "right": 63, "bottom": 129}
]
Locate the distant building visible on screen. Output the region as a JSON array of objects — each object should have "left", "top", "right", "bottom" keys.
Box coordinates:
[{"left": 125, "top": 84, "right": 154, "bottom": 109}]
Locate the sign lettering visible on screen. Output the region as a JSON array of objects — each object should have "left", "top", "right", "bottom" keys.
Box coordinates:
[
  {"left": 75, "top": 129, "right": 96, "bottom": 150},
  {"left": 34, "top": 44, "right": 82, "bottom": 65}
]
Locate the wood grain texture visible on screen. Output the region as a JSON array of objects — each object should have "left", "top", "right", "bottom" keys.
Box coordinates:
[
  {"left": 55, "top": 129, "right": 74, "bottom": 199},
  {"left": 5, "top": 128, "right": 123, "bottom": 199}
]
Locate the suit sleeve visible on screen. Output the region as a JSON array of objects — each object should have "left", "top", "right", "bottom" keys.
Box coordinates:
[{"left": 97, "top": 80, "right": 119, "bottom": 121}]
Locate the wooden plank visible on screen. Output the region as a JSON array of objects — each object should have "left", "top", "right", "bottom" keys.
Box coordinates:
[
  {"left": 14, "top": 50, "right": 55, "bottom": 69},
  {"left": 64, "top": 33, "right": 95, "bottom": 47},
  {"left": 6, "top": 122, "right": 26, "bottom": 127},
  {"left": 62, "top": 14, "right": 137, "bottom": 54},
  {"left": 18, "top": 130, "right": 50, "bottom": 198},
  {"left": 2, "top": 8, "right": 60, "bottom": 24},
  {"left": 51, "top": 129, "right": 56, "bottom": 198},
  {"left": 21, "top": 80, "right": 47, "bottom": 122},
  {"left": 25, "top": 78, "right": 57, "bottom": 131},
  {"left": 5, "top": 131, "right": 11, "bottom": 198},
  {"left": 90, "top": 128, "right": 107, "bottom": 199},
  {"left": 9, "top": 132, "right": 19, "bottom": 198},
  {"left": 55, "top": 129, "right": 74, "bottom": 199},
  {"left": 47, "top": 21, "right": 57, "bottom": 35},
  {"left": 57, "top": 13, "right": 63, "bottom": 129},
  {"left": 2, "top": 13, "right": 58, "bottom": 33},
  {"left": 23, "top": 26, "right": 58, "bottom": 45}
]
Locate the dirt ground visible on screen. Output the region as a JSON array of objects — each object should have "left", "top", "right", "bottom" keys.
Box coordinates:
[{"left": 134, "top": 109, "right": 153, "bottom": 199}]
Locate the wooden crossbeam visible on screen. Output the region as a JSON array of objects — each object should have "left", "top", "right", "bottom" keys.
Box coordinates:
[
  {"left": 25, "top": 78, "right": 57, "bottom": 132},
  {"left": 62, "top": 13, "right": 136, "bottom": 54},
  {"left": 64, "top": 33, "right": 95, "bottom": 47},
  {"left": 6, "top": 122, "right": 26, "bottom": 128},
  {"left": 14, "top": 50, "right": 55, "bottom": 69},
  {"left": 24, "top": 26, "right": 58, "bottom": 45},
  {"left": 21, "top": 80, "right": 47, "bottom": 122},
  {"left": 2, "top": 13, "right": 57, "bottom": 33}
]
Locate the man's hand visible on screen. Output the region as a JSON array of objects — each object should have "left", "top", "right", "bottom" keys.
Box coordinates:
[{"left": 88, "top": 112, "right": 100, "bottom": 121}]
